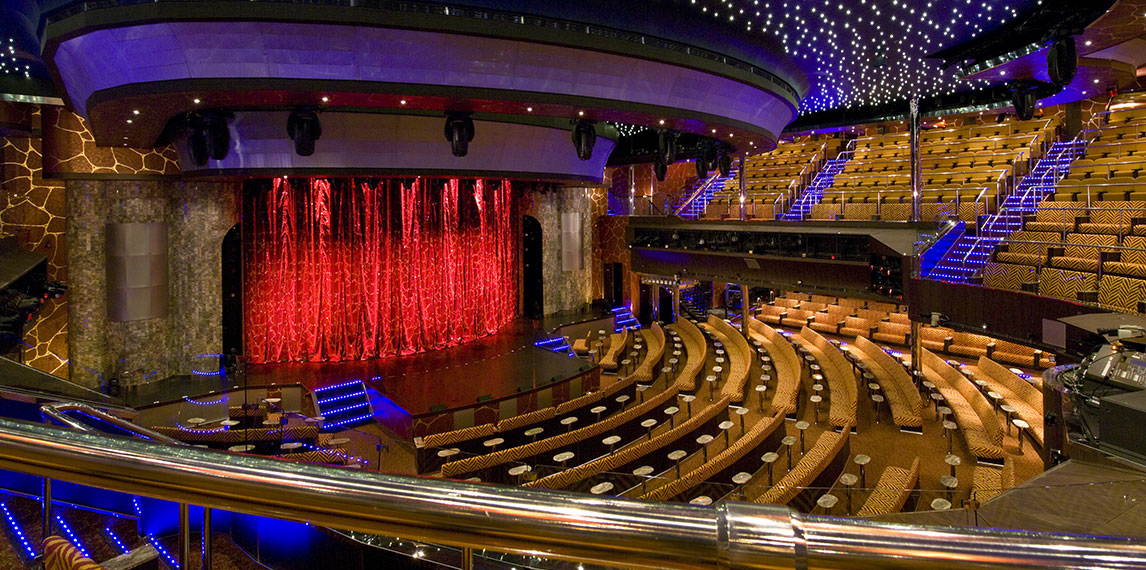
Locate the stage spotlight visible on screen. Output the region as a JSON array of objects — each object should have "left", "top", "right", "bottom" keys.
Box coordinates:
[
  {"left": 695, "top": 155, "right": 709, "bottom": 179},
  {"left": 205, "top": 112, "right": 232, "bottom": 160},
  {"left": 188, "top": 128, "right": 209, "bottom": 167},
  {"left": 1047, "top": 37, "right": 1078, "bottom": 87},
  {"left": 654, "top": 159, "right": 668, "bottom": 182},
  {"left": 717, "top": 153, "right": 732, "bottom": 177},
  {"left": 657, "top": 130, "right": 677, "bottom": 165},
  {"left": 287, "top": 109, "right": 323, "bottom": 157},
  {"left": 571, "top": 120, "right": 597, "bottom": 161},
  {"left": 444, "top": 113, "right": 475, "bottom": 157}
]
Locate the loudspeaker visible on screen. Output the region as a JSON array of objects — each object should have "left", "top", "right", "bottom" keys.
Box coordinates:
[
  {"left": 1012, "top": 89, "right": 1037, "bottom": 121},
  {"left": 1047, "top": 37, "right": 1078, "bottom": 87},
  {"left": 654, "top": 159, "right": 668, "bottom": 182},
  {"left": 205, "top": 113, "right": 231, "bottom": 160},
  {"left": 657, "top": 130, "right": 677, "bottom": 164},
  {"left": 188, "top": 129, "right": 209, "bottom": 167},
  {"left": 718, "top": 154, "right": 732, "bottom": 177}
]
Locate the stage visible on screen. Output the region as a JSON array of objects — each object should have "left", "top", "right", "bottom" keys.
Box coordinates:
[{"left": 120, "top": 308, "right": 614, "bottom": 416}]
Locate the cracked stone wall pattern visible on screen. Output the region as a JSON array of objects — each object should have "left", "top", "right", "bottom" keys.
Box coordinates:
[
  {"left": 42, "top": 107, "right": 180, "bottom": 176},
  {"left": 1, "top": 106, "right": 69, "bottom": 378},
  {"left": 67, "top": 179, "right": 237, "bottom": 387},
  {"left": 519, "top": 186, "right": 597, "bottom": 315}
]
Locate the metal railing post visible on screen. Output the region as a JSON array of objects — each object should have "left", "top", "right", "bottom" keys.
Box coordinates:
[
  {"left": 41, "top": 477, "right": 52, "bottom": 545},
  {"left": 179, "top": 503, "right": 191, "bottom": 570},
  {"left": 202, "top": 506, "right": 212, "bottom": 570}
]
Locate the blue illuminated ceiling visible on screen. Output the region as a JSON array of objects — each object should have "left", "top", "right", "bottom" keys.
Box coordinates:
[{"left": 675, "top": 0, "right": 1039, "bottom": 114}]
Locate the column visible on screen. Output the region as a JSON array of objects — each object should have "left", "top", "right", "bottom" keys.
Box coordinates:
[
  {"left": 738, "top": 153, "right": 747, "bottom": 221},
  {"left": 909, "top": 96, "right": 922, "bottom": 223}
]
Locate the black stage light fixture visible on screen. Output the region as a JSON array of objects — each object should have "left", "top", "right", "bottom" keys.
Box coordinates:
[
  {"left": 571, "top": 120, "right": 597, "bottom": 161},
  {"left": 1047, "top": 37, "right": 1078, "bottom": 87},
  {"left": 657, "top": 129, "right": 677, "bottom": 165},
  {"left": 1011, "top": 86, "right": 1038, "bottom": 121},
  {"left": 287, "top": 109, "right": 323, "bottom": 157},
  {"left": 717, "top": 153, "right": 732, "bottom": 178},
  {"left": 654, "top": 158, "right": 668, "bottom": 182},
  {"left": 695, "top": 155, "right": 709, "bottom": 179},
  {"left": 205, "top": 112, "right": 233, "bottom": 160},
  {"left": 188, "top": 127, "right": 209, "bottom": 167},
  {"left": 444, "top": 113, "right": 475, "bottom": 157}
]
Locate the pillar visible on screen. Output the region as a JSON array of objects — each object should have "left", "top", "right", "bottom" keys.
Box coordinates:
[{"left": 909, "top": 96, "right": 922, "bottom": 223}]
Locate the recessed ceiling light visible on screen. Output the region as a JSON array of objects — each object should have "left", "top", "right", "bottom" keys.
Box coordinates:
[
  {"left": 712, "top": 128, "right": 717, "bottom": 133},
  {"left": 400, "top": 99, "right": 406, "bottom": 105},
  {"left": 126, "top": 119, "right": 132, "bottom": 124},
  {"left": 132, "top": 110, "right": 139, "bottom": 115},
  {"left": 526, "top": 106, "right": 532, "bottom": 112},
  {"left": 1000, "top": 70, "right": 1006, "bottom": 76},
  {"left": 1084, "top": 40, "right": 1093, "bottom": 46},
  {"left": 192, "top": 98, "right": 200, "bottom": 104},
  {"left": 659, "top": 119, "right": 665, "bottom": 125},
  {"left": 321, "top": 96, "right": 329, "bottom": 102},
  {"left": 578, "top": 111, "right": 584, "bottom": 117}
]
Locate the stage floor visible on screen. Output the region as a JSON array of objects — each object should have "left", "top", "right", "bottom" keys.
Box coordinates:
[{"left": 122, "top": 307, "right": 615, "bottom": 414}]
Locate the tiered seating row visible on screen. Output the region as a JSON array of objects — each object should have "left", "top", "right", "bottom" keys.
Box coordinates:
[
  {"left": 965, "top": 356, "right": 1044, "bottom": 448},
  {"left": 705, "top": 315, "right": 753, "bottom": 403},
  {"left": 851, "top": 336, "right": 923, "bottom": 428},
  {"left": 754, "top": 424, "right": 852, "bottom": 510},
  {"left": 856, "top": 458, "right": 921, "bottom": 516},
  {"left": 746, "top": 316, "right": 800, "bottom": 417},
  {"left": 921, "top": 349, "right": 1005, "bottom": 460},
  {"left": 794, "top": 327, "right": 858, "bottom": 430}
]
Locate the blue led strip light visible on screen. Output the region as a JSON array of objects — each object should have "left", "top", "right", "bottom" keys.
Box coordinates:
[
  {"left": 104, "top": 527, "right": 130, "bottom": 555},
  {"left": 0, "top": 502, "right": 35, "bottom": 558},
  {"left": 183, "top": 395, "right": 228, "bottom": 406},
  {"left": 313, "top": 380, "right": 363, "bottom": 393},
  {"left": 55, "top": 513, "right": 90, "bottom": 558},
  {"left": 316, "top": 391, "right": 366, "bottom": 405},
  {"left": 328, "top": 413, "right": 374, "bottom": 428},
  {"left": 148, "top": 535, "right": 180, "bottom": 569},
  {"left": 322, "top": 401, "right": 369, "bottom": 416}
]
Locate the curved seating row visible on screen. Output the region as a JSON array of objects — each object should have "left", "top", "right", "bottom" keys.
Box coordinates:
[
  {"left": 921, "top": 349, "right": 1005, "bottom": 460},
  {"left": 525, "top": 394, "right": 733, "bottom": 491},
  {"left": 965, "top": 356, "right": 1044, "bottom": 448},
  {"left": 747, "top": 315, "right": 801, "bottom": 417},
  {"left": 794, "top": 327, "right": 858, "bottom": 430},
  {"left": 440, "top": 331, "right": 678, "bottom": 479},
  {"left": 754, "top": 424, "right": 852, "bottom": 511},
  {"left": 856, "top": 458, "right": 921, "bottom": 516},
  {"left": 850, "top": 336, "right": 924, "bottom": 428},
  {"left": 972, "top": 456, "right": 1016, "bottom": 503},
  {"left": 706, "top": 315, "right": 753, "bottom": 403},
  {"left": 599, "top": 328, "right": 630, "bottom": 372},
  {"left": 641, "top": 413, "right": 786, "bottom": 502},
  {"left": 673, "top": 317, "right": 709, "bottom": 391}
]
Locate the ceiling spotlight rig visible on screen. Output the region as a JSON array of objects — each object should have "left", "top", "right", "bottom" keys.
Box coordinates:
[
  {"left": 185, "top": 110, "right": 234, "bottom": 167},
  {"left": 654, "top": 129, "right": 679, "bottom": 182},
  {"left": 444, "top": 112, "right": 475, "bottom": 158},
  {"left": 571, "top": 119, "right": 598, "bottom": 161},
  {"left": 287, "top": 108, "right": 323, "bottom": 157}
]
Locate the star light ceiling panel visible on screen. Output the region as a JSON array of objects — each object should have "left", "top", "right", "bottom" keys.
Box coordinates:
[{"left": 681, "top": 0, "right": 1037, "bottom": 113}]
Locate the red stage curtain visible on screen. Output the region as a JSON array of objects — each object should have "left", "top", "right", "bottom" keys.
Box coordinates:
[{"left": 243, "top": 177, "right": 518, "bottom": 363}]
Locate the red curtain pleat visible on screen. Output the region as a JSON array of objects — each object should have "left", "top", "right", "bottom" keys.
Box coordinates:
[{"left": 243, "top": 177, "right": 518, "bottom": 364}]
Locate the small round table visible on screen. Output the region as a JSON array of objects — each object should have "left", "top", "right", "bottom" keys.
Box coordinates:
[
  {"left": 615, "top": 395, "right": 631, "bottom": 408},
  {"left": 641, "top": 418, "right": 658, "bottom": 438},
  {"left": 734, "top": 406, "right": 749, "bottom": 430},
  {"left": 436, "top": 447, "right": 460, "bottom": 459},
  {"left": 186, "top": 417, "right": 206, "bottom": 427},
  {"left": 942, "top": 420, "right": 958, "bottom": 452},
  {"left": 781, "top": 436, "right": 797, "bottom": 469},
  {"left": 940, "top": 474, "right": 959, "bottom": 501},
  {"left": 871, "top": 394, "right": 885, "bottom": 423},
  {"left": 839, "top": 473, "right": 859, "bottom": 514},
  {"left": 696, "top": 434, "right": 715, "bottom": 461},
  {"left": 590, "top": 482, "right": 615, "bottom": 495},
  {"left": 482, "top": 437, "right": 505, "bottom": 452},
  {"left": 930, "top": 498, "right": 952, "bottom": 511},
  {"left": 816, "top": 494, "right": 839, "bottom": 516},
  {"left": 327, "top": 437, "right": 351, "bottom": 447},
  {"left": 719, "top": 420, "right": 735, "bottom": 446},
  {"left": 508, "top": 464, "right": 532, "bottom": 482},
  {"left": 1012, "top": 418, "right": 1030, "bottom": 451},
  {"left": 221, "top": 420, "right": 240, "bottom": 429},
  {"left": 810, "top": 395, "right": 824, "bottom": 424},
  {"left": 680, "top": 394, "right": 696, "bottom": 415},
  {"left": 706, "top": 375, "right": 718, "bottom": 401},
  {"left": 689, "top": 495, "right": 713, "bottom": 506},
  {"left": 229, "top": 444, "right": 254, "bottom": 453},
  {"left": 560, "top": 416, "right": 579, "bottom": 431},
  {"left": 795, "top": 421, "right": 810, "bottom": 454},
  {"left": 755, "top": 384, "right": 768, "bottom": 412},
  {"left": 853, "top": 454, "right": 871, "bottom": 488},
  {"left": 553, "top": 451, "right": 575, "bottom": 468},
  {"left": 590, "top": 405, "right": 608, "bottom": 421},
  {"left": 602, "top": 435, "right": 622, "bottom": 453},
  {"left": 987, "top": 391, "right": 1004, "bottom": 413},
  {"left": 945, "top": 453, "right": 962, "bottom": 478},
  {"left": 668, "top": 449, "right": 688, "bottom": 477},
  {"left": 524, "top": 427, "right": 545, "bottom": 441},
  {"left": 761, "top": 452, "right": 780, "bottom": 486},
  {"left": 280, "top": 442, "right": 302, "bottom": 452},
  {"left": 1000, "top": 404, "right": 1017, "bottom": 433}
]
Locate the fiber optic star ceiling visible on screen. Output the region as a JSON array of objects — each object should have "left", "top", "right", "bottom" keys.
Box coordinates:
[{"left": 676, "top": 0, "right": 1037, "bottom": 114}]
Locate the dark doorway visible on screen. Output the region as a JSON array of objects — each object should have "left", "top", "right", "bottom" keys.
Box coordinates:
[
  {"left": 657, "top": 286, "right": 675, "bottom": 324},
  {"left": 222, "top": 223, "right": 243, "bottom": 357},
  {"left": 603, "top": 262, "right": 624, "bottom": 308},
  {"left": 637, "top": 283, "right": 652, "bottom": 325},
  {"left": 522, "top": 215, "right": 543, "bottom": 318}
]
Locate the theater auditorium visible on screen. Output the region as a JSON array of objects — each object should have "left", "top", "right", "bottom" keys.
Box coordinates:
[{"left": 1, "top": 0, "right": 1146, "bottom": 568}]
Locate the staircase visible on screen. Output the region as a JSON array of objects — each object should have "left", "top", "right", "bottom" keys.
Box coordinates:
[
  {"left": 672, "top": 166, "right": 737, "bottom": 219},
  {"left": 922, "top": 140, "right": 1086, "bottom": 283},
  {"left": 778, "top": 157, "right": 850, "bottom": 220},
  {"left": 312, "top": 380, "right": 374, "bottom": 430},
  {"left": 611, "top": 306, "right": 640, "bottom": 332}
]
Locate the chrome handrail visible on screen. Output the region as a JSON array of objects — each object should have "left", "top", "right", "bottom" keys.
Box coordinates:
[
  {"left": 40, "top": 402, "right": 186, "bottom": 446},
  {"left": 0, "top": 417, "right": 1142, "bottom": 570},
  {"left": 673, "top": 172, "right": 722, "bottom": 216}
]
